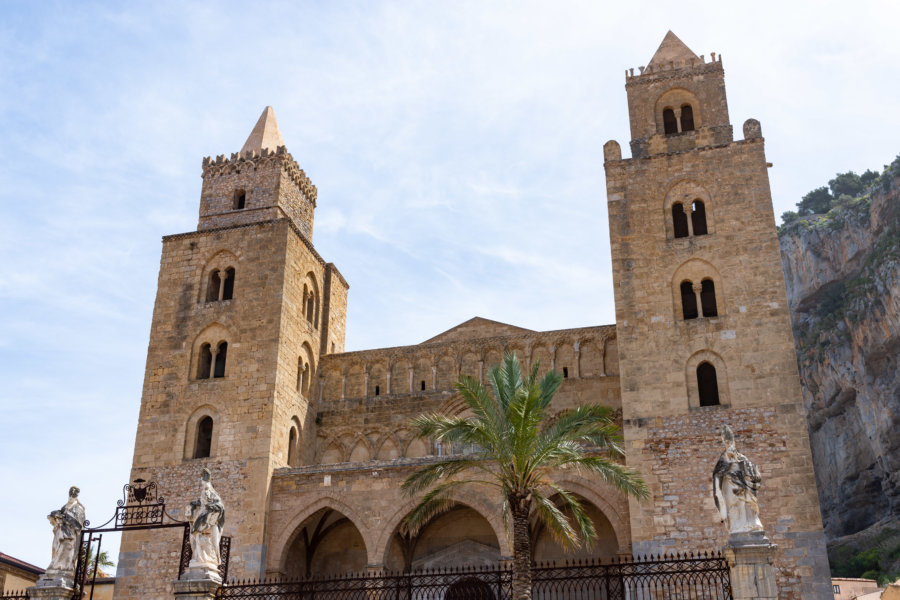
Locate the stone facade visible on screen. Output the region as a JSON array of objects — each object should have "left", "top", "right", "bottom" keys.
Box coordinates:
[
  {"left": 115, "top": 34, "right": 831, "bottom": 600},
  {"left": 604, "top": 31, "right": 831, "bottom": 599}
]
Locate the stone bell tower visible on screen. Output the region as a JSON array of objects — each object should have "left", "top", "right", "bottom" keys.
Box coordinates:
[
  {"left": 114, "top": 108, "right": 348, "bottom": 600},
  {"left": 603, "top": 32, "right": 832, "bottom": 599}
]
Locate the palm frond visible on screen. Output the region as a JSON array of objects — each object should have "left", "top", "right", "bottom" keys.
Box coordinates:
[
  {"left": 565, "top": 455, "right": 649, "bottom": 500},
  {"left": 401, "top": 481, "right": 465, "bottom": 536},
  {"left": 401, "top": 456, "right": 482, "bottom": 495},
  {"left": 531, "top": 489, "right": 579, "bottom": 549},
  {"left": 546, "top": 484, "right": 596, "bottom": 548}
]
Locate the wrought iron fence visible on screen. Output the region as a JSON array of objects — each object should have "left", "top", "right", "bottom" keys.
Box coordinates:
[{"left": 215, "top": 551, "right": 731, "bottom": 600}]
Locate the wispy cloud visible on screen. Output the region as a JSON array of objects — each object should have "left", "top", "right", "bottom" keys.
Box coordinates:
[{"left": 1, "top": 0, "right": 898, "bottom": 567}]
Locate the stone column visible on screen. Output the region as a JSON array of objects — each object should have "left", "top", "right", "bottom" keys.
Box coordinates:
[
  {"left": 386, "top": 371, "right": 392, "bottom": 395},
  {"left": 692, "top": 282, "right": 703, "bottom": 315},
  {"left": 725, "top": 535, "right": 778, "bottom": 600},
  {"left": 27, "top": 580, "right": 74, "bottom": 600}
]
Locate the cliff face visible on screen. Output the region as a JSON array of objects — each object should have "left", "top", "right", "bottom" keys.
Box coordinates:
[{"left": 779, "top": 166, "right": 900, "bottom": 541}]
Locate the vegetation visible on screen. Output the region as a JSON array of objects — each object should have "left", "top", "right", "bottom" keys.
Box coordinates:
[
  {"left": 402, "top": 352, "right": 648, "bottom": 600},
  {"left": 779, "top": 154, "right": 899, "bottom": 232},
  {"left": 80, "top": 545, "right": 115, "bottom": 578},
  {"left": 831, "top": 528, "right": 900, "bottom": 587}
]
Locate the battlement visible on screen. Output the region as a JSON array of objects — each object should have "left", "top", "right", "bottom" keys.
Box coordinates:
[
  {"left": 202, "top": 145, "right": 318, "bottom": 205},
  {"left": 625, "top": 52, "right": 722, "bottom": 83}
]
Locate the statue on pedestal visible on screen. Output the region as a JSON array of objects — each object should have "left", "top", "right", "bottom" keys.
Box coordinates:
[
  {"left": 712, "top": 425, "right": 764, "bottom": 538},
  {"left": 44, "top": 486, "right": 86, "bottom": 580},
  {"left": 186, "top": 469, "right": 225, "bottom": 574}
]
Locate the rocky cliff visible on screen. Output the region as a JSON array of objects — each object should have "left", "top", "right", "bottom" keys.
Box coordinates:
[{"left": 779, "top": 159, "right": 900, "bottom": 563}]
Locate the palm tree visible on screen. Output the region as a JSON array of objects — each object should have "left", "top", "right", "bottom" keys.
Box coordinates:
[
  {"left": 80, "top": 546, "right": 115, "bottom": 578},
  {"left": 402, "top": 352, "right": 648, "bottom": 600}
]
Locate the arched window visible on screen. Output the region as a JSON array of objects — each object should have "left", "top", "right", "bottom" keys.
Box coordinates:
[
  {"left": 374, "top": 385, "right": 380, "bottom": 396},
  {"left": 663, "top": 108, "right": 678, "bottom": 134},
  {"left": 198, "top": 343, "right": 212, "bottom": 379},
  {"left": 213, "top": 342, "right": 227, "bottom": 378},
  {"left": 700, "top": 279, "right": 718, "bottom": 317},
  {"left": 420, "top": 380, "right": 426, "bottom": 391},
  {"left": 662, "top": 108, "right": 680, "bottom": 135},
  {"left": 680, "top": 104, "right": 695, "bottom": 132},
  {"left": 691, "top": 200, "right": 708, "bottom": 236},
  {"left": 233, "top": 189, "right": 246, "bottom": 210},
  {"left": 288, "top": 427, "right": 297, "bottom": 467},
  {"left": 697, "top": 362, "right": 720, "bottom": 406},
  {"left": 222, "top": 267, "right": 235, "bottom": 300},
  {"left": 306, "top": 295, "right": 315, "bottom": 325},
  {"left": 297, "top": 358, "right": 309, "bottom": 394},
  {"left": 672, "top": 203, "right": 689, "bottom": 238},
  {"left": 207, "top": 270, "right": 221, "bottom": 302},
  {"left": 195, "top": 416, "right": 213, "bottom": 458},
  {"left": 680, "top": 281, "right": 698, "bottom": 320}
]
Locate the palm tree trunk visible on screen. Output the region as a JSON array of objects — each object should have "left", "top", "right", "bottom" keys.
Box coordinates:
[{"left": 511, "top": 499, "right": 532, "bottom": 600}]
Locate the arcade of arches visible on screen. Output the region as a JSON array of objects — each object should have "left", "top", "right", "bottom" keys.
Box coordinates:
[{"left": 278, "top": 496, "right": 620, "bottom": 578}]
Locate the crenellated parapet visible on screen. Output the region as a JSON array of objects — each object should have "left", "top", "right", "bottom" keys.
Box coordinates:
[
  {"left": 625, "top": 52, "right": 722, "bottom": 84},
  {"left": 201, "top": 146, "right": 318, "bottom": 205}
]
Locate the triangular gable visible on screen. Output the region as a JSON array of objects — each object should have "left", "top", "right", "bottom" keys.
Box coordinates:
[
  {"left": 647, "top": 31, "right": 699, "bottom": 68},
  {"left": 422, "top": 317, "right": 533, "bottom": 345}
]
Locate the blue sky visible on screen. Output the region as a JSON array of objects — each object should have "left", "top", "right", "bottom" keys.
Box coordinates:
[{"left": 1, "top": 0, "right": 898, "bottom": 571}]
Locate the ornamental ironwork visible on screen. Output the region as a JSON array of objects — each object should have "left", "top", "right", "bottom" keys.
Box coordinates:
[
  {"left": 71, "top": 478, "right": 231, "bottom": 600},
  {"left": 215, "top": 552, "right": 731, "bottom": 600}
]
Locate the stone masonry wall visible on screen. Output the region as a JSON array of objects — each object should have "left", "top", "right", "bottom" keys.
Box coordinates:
[
  {"left": 199, "top": 148, "right": 316, "bottom": 238},
  {"left": 116, "top": 217, "right": 341, "bottom": 599}
]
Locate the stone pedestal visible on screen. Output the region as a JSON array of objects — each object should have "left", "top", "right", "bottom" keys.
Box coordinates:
[
  {"left": 725, "top": 533, "right": 778, "bottom": 600},
  {"left": 173, "top": 568, "right": 222, "bottom": 599},
  {"left": 27, "top": 578, "right": 75, "bottom": 600}
]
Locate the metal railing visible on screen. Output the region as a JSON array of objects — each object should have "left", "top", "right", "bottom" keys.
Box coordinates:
[{"left": 216, "top": 551, "right": 731, "bottom": 600}]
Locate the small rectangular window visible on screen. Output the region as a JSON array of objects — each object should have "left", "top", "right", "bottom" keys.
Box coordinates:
[
  {"left": 833, "top": 585, "right": 840, "bottom": 594},
  {"left": 562, "top": 367, "right": 569, "bottom": 378}
]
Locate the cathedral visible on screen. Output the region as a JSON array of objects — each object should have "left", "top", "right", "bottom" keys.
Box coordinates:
[{"left": 115, "top": 32, "right": 832, "bottom": 599}]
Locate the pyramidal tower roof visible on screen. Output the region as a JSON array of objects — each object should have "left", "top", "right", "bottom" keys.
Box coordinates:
[
  {"left": 241, "top": 106, "right": 286, "bottom": 153},
  {"left": 647, "top": 31, "right": 699, "bottom": 68}
]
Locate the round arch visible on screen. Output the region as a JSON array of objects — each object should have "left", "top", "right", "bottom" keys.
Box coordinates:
[
  {"left": 549, "top": 477, "right": 632, "bottom": 556},
  {"left": 271, "top": 495, "right": 375, "bottom": 575},
  {"left": 183, "top": 404, "right": 221, "bottom": 460},
  {"left": 685, "top": 349, "right": 731, "bottom": 409},
  {"left": 662, "top": 179, "right": 716, "bottom": 239},
  {"left": 654, "top": 87, "right": 703, "bottom": 135},
  {"left": 670, "top": 258, "right": 725, "bottom": 321},
  {"left": 375, "top": 489, "right": 512, "bottom": 566}
]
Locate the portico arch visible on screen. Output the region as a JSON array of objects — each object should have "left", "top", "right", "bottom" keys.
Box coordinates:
[
  {"left": 272, "top": 496, "right": 374, "bottom": 578},
  {"left": 376, "top": 490, "right": 511, "bottom": 569}
]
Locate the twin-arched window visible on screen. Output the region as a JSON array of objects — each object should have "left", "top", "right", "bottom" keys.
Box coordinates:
[
  {"left": 197, "top": 341, "right": 228, "bottom": 379},
  {"left": 206, "top": 268, "right": 235, "bottom": 302},
  {"left": 302, "top": 277, "right": 320, "bottom": 330},
  {"left": 672, "top": 201, "right": 708, "bottom": 238},
  {"left": 663, "top": 104, "right": 696, "bottom": 135},
  {"left": 680, "top": 279, "right": 718, "bottom": 319}
]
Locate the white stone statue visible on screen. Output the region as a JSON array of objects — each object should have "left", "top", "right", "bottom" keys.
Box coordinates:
[
  {"left": 713, "top": 425, "right": 765, "bottom": 537},
  {"left": 45, "top": 486, "right": 86, "bottom": 579},
  {"left": 186, "top": 468, "right": 225, "bottom": 573}
]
